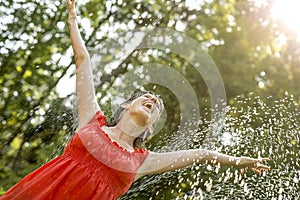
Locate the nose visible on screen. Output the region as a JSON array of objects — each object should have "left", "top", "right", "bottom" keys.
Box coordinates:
[{"left": 150, "top": 97, "right": 157, "bottom": 104}]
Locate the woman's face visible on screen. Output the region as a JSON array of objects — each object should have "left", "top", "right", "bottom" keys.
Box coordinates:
[{"left": 125, "top": 93, "right": 162, "bottom": 127}]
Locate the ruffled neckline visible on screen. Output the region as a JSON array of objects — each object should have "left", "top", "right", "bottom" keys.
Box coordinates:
[
  {"left": 101, "top": 129, "right": 136, "bottom": 153},
  {"left": 94, "top": 110, "right": 147, "bottom": 154}
]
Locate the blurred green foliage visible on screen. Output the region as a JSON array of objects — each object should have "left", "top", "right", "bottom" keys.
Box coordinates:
[{"left": 0, "top": 0, "right": 299, "bottom": 199}]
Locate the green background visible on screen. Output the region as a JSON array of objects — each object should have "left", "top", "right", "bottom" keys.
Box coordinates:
[{"left": 0, "top": 0, "right": 299, "bottom": 199}]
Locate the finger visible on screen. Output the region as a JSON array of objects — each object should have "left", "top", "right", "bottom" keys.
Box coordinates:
[
  {"left": 258, "top": 157, "right": 270, "bottom": 162},
  {"left": 251, "top": 167, "right": 262, "bottom": 175},
  {"left": 66, "top": 0, "right": 72, "bottom": 8},
  {"left": 66, "top": 0, "right": 75, "bottom": 7},
  {"left": 240, "top": 168, "right": 245, "bottom": 175},
  {"left": 257, "top": 164, "right": 270, "bottom": 171}
]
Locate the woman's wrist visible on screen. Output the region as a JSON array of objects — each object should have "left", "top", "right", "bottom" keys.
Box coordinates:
[
  {"left": 68, "top": 11, "right": 77, "bottom": 24},
  {"left": 235, "top": 156, "right": 256, "bottom": 167}
]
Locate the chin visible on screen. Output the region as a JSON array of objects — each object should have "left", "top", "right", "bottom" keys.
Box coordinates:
[{"left": 128, "top": 112, "right": 150, "bottom": 127}]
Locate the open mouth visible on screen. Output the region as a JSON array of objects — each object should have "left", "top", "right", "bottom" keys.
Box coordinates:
[{"left": 142, "top": 102, "right": 153, "bottom": 110}]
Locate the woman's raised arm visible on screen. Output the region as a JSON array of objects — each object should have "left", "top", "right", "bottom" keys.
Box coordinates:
[
  {"left": 136, "top": 149, "right": 270, "bottom": 180},
  {"left": 66, "top": 0, "right": 100, "bottom": 129}
]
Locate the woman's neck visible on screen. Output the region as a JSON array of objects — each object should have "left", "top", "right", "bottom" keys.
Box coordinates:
[{"left": 103, "top": 117, "right": 147, "bottom": 152}]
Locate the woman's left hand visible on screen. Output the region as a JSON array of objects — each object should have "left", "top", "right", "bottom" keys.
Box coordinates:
[
  {"left": 66, "top": 0, "right": 77, "bottom": 22},
  {"left": 237, "top": 157, "right": 270, "bottom": 175}
]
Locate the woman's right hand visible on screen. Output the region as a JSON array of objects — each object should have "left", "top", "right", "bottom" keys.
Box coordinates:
[
  {"left": 66, "top": 0, "right": 77, "bottom": 22},
  {"left": 237, "top": 157, "right": 270, "bottom": 175}
]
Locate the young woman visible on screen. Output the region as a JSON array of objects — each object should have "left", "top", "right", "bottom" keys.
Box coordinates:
[{"left": 0, "top": 0, "right": 270, "bottom": 199}]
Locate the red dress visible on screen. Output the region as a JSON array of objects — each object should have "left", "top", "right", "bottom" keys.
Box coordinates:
[{"left": 0, "top": 111, "right": 149, "bottom": 200}]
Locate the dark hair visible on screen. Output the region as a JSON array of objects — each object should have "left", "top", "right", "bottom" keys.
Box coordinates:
[{"left": 107, "top": 91, "right": 163, "bottom": 148}]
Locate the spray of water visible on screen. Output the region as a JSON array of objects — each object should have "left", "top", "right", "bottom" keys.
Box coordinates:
[
  {"left": 122, "top": 94, "right": 299, "bottom": 199},
  {"left": 87, "top": 27, "right": 299, "bottom": 198}
]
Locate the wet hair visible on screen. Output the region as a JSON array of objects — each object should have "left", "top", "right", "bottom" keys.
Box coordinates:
[{"left": 107, "top": 91, "right": 163, "bottom": 148}]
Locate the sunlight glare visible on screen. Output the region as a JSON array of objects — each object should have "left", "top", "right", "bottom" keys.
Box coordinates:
[{"left": 271, "top": 0, "right": 300, "bottom": 41}]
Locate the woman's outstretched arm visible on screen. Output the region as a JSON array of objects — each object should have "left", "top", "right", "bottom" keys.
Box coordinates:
[
  {"left": 136, "top": 149, "right": 270, "bottom": 180},
  {"left": 66, "top": 0, "right": 100, "bottom": 129}
]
